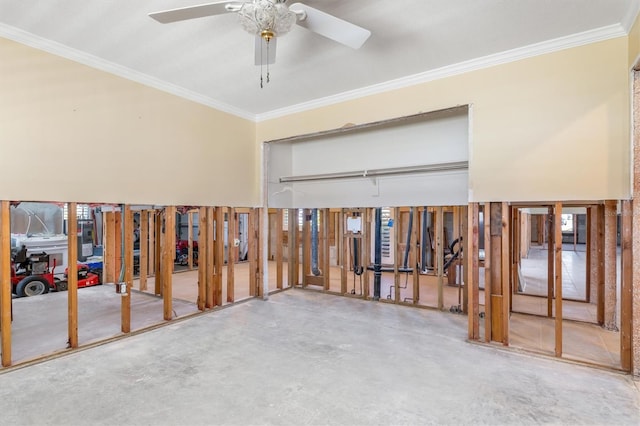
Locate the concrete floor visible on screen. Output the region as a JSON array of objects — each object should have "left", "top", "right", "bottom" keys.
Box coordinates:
[{"left": 0, "top": 290, "right": 638, "bottom": 425}]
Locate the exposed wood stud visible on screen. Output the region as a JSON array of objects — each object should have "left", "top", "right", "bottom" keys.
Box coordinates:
[
  {"left": 139, "top": 210, "right": 149, "bottom": 291},
  {"left": 104, "top": 212, "right": 116, "bottom": 284},
  {"left": 363, "top": 209, "right": 371, "bottom": 299},
  {"left": 461, "top": 206, "right": 468, "bottom": 314},
  {"left": 249, "top": 209, "right": 257, "bottom": 296},
  {"left": 436, "top": 206, "right": 444, "bottom": 310},
  {"left": 276, "top": 209, "right": 283, "bottom": 290},
  {"left": 215, "top": 207, "right": 224, "bottom": 306},
  {"left": 0, "top": 201, "right": 11, "bottom": 366},
  {"left": 585, "top": 207, "right": 591, "bottom": 303},
  {"left": 554, "top": 202, "right": 563, "bottom": 357},
  {"left": 483, "top": 203, "right": 492, "bottom": 343},
  {"left": 227, "top": 208, "right": 236, "bottom": 303},
  {"left": 412, "top": 207, "right": 420, "bottom": 304},
  {"left": 547, "top": 209, "right": 553, "bottom": 318},
  {"left": 206, "top": 207, "right": 214, "bottom": 308},
  {"left": 341, "top": 209, "right": 347, "bottom": 294},
  {"left": 603, "top": 200, "right": 617, "bottom": 330},
  {"left": 394, "top": 207, "right": 400, "bottom": 304},
  {"left": 467, "top": 203, "right": 480, "bottom": 340},
  {"left": 620, "top": 200, "right": 632, "bottom": 371},
  {"left": 154, "top": 211, "right": 162, "bottom": 296},
  {"left": 500, "top": 202, "right": 510, "bottom": 346},
  {"left": 596, "top": 204, "right": 605, "bottom": 325},
  {"left": 188, "top": 211, "right": 194, "bottom": 270},
  {"left": 67, "top": 202, "right": 79, "bottom": 347},
  {"left": 122, "top": 204, "right": 133, "bottom": 333},
  {"left": 288, "top": 209, "right": 297, "bottom": 287},
  {"left": 148, "top": 212, "right": 155, "bottom": 277},
  {"left": 302, "top": 209, "right": 310, "bottom": 288},
  {"left": 197, "top": 206, "right": 207, "bottom": 310},
  {"left": 163, "top": 206, "right": 176, "bottom": 321}
]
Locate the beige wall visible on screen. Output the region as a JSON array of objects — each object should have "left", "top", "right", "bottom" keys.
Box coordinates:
[
  {"left": 629, "top": 12, "right": 640, "bottom": 68},
  {"left": 258, "top": 37, "right": 630, "bottom": 203},
  {"left": 0, "top": 37, "right": 259, "bottom": 207}
]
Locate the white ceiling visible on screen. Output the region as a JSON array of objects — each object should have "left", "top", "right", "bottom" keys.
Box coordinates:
[{"left": 0, "top": 1, "right": 637, "bottom": 120}]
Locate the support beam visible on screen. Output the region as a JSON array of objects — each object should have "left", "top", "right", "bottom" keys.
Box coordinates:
[
  {"left": 288, "top": 209, "right": 297, "bottom": 287},
  {"left": 302, "top": 209, "right": 310, "bottom": 288},
  {"left": 276, "top": 209, "right": 283, "bottom": 290},
  {"left": 412, "top": 207, "right": 420, "bottom": 304},
  {"left": 596, "top": 204, "right": 605, "bottom": 325},
  {"left": 188, "top": 211, "right": 194, "bottom": 270},
  {"left": 323, "top": 209, "right": 330, "bottom": 291},
  {"left": 122, "top": 204, "right": 133, "bottom": 333},
  {"left": 197, "top": 207, "right": 207, "bottom": 310},
  {"left": 554, "top": 202, "right": 563, "bottom": 357},
  {"left": 461, "top": 206, "right": 468, "bottom": 314},
  {"left": 394, "top": 207, "right": 400, "bottom": 304},
  {"left": 148, "top": 212, "right": 155, "bottom": 277},
  {"left": 603, "top": 200, "right": 617, "bottom": 330},
  {"left": 467, "top": 203, "right": 480, "bottom": 341},
  {"left": 620, "top": 200, "right": 632, "bottom": 371},
  {"left": 104, "top": 212, "right": 116, "bottom": 284},
  {"left": 363, "top": 209, "right": 371, "bottom": 299},
  {"left": 215, "top": 207, "right": 224, "bottom": 306},
  {"left": 500, "top": 203, "right": 510, "bottom": 346},
  {"left": 139, "top": 210, "right": 149, "bottom": 291},
  {"left": 341, "top": 210, "right": 347, "bottom": 295},
  {"left": 154, "top": 212, "right": 162, "bottom": 296},
  {"left": 67, "top": 202, "right": 79, "bottom": 348},
  {"left": 227, "top": 208, "right": 236, "bottom": 303},
  {"left": 585, "top": 207, "right": 591, "bottom": 303},
  {"left": 163, "top": 206, "right": 175, "bottom": 320},
  {"left": 436, "top": 206, "right": 444, "bottom": 310},
  {"left": 483, "top": 203, "right": 491, "bottom": 343},
  {"left": 0, "top": 201, "right": 11, "bottom": 366},
  {"left": 206, "top": 207, "right": 214, "bottom": 308},
  {"left": 547, "top": 209, "right": 553, "bottom": 318},
  {"left": 249, "top": 208, "right": 258, "bottom": 296}
]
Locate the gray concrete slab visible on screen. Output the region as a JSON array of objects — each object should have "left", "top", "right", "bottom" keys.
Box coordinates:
[{"left": 1, "top": 289, "right": 638, "bottom": 425}]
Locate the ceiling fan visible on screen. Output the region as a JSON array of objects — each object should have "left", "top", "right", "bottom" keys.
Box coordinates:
[{"left": 149, "top": 0, "right": 371, "bottom": 86}]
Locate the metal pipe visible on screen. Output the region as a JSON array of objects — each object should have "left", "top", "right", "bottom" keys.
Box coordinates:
[
  {"left": 310, "top": 209, "right": 321, "bottom": 276},
  {"left": 373, "top": 207, "right": 382, "bottom": 300}
]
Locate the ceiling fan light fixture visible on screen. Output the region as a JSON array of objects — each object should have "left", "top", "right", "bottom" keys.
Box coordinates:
[{"left": 238, "top": 0, "right": 297, "bottom": 38}]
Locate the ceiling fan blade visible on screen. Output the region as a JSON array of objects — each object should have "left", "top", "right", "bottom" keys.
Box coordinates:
[
  {"left": 149, "top": 1, "right": 241, "bottom": 24},
  {"left": 289, "top": 3, "right": 371, "bottom": 49},
  {"left": 255, "top": 36, "right": 277, "bottom": 65}
]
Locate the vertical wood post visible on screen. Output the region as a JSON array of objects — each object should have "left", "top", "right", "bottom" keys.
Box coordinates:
[
  {"left": 341, "top": 210, "right": 347, "bottom": 294},
  {"left": 67, "top": 202, "right": 79, "bottom": 347},
  {"left": 393, "top": 207, "right": 400, "bottom": 304},
  {"left": 249, "top": 208, "right": 258, "bottom": 296},
  {"left": 197, "top": 207, "right": 207, "bottom": 310},
  {"left": 104, "top": 212, "right": 116, "bottom": 284},
  {"left": 0, "top": 201, "right": 11, "bottom": 366},
  {"left": 288, "top": 209, "right": 297, "bottom": 287},
  {"left": 154, "top": 211, "right": 162, "bottom": 296},
  {"left": 302, "top": 209, "right": 310, "bottom": 288},
  {"left": 148, "top": 212, "right": 155, "bottom": 277},
  {"left": 163, "top": 206, "right": 175, "bottom": 320},
  {"left": 188, "top": 211, "right": 194, "bottom": 270},
  {"left": 215, "top": 207, "right": 224, "bottom": 306},
  {"left": 620, "top": 200, "right": 632, "bottom": 371},
  {"left": 122, "top": 205, "right": 133, "bottom": 333},
  {"left": 483, "top": 203, "right": 491, "bottom": 343},
  {"left": 206, "top": 207, "right": 214, "bottom": 308},
  {"left": 276, "top": 209, "right": 283, "bottom": 290},
  {"left": 363, "top": 209, "right": 371, "bottom": 299},
  {"left": 585, "top": 207, "right": 591, "bottom": 303},
  {"left": 547, "top": 209, "right": 554, "bottom": 317},
  {"left": 554, "top": 202, "right": 563, "bottom": 357},
  {"left": 323, "top": 209, "right": 330, "bottom": 291},
  {"left": 596, "top": 204, "right": 605, "bottom": 325},
  {"left": 139, "top": 210, "right": 149, "bottom": 291},
  {"left": 467, "top": 203, "right": 480, "bottom": 340},
  {"left": 603, "top": 200, "right": 618, "bottom": 330},
  {"left": 227, "top": 208, "right": 236, "bottom": 303},
  {"left": 436, "top": 206, "right": 444, "bottom": 310},
  {"left": 500, "top": 202, "right": 510, "bottom": 346},
  {"left": 412, "top": 207, "right": 420, "bottom": 303}
]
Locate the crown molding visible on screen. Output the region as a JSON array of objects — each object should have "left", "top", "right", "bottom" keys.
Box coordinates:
[
  {"left": 0, "top": 23, "right": 256, "bottom": 121},
  {"left": 622, "top": 0, "right": 640, "bottom": 32},
  {"left": 256, "top": 24, "right": 626, "bottom": 122}
]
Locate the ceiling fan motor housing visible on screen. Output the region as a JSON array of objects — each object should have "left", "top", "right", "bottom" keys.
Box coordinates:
[{"left": 238, "top": 0, "right": 297, "bottom": 38}]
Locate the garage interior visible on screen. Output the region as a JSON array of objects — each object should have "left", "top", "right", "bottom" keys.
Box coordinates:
[{"left": 1, "top": 1, "right": 640, "bottom": 423}]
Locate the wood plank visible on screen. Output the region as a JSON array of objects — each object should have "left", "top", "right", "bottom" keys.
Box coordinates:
[
  {"left": 554, "top": 202, "right": 563, "bottom": 357},
  {"left": 122, "top": 205, "right": 133, "bottom": 333},
  {"left": 302, "top": 209, "right": 310, "bottom": 287},
  {"left": 163, "top": 206, "right": 176, "bottom": 320},
  {"left": 257, "top": 208, "right": 264, "bottom": 298},
  {"left": 148, "top": 212, "right": 155, "bottom": 277},
  {"left": 341, "top": 210, "right": 347, "bottom": 294},
  {"left": 139, "top": 210, "right": 149, "bottom": 291},
  {"left": 288, "top": 209, "right": 297, "bottom": 287},
  {"left": 596, "top": 204, "right": 605, "bottom": 325},
  {"left": 0, "top": 201, "right": 11, "bottom": 366},
  {"left": 114, "top": 211, "right": 122, "bottom": 282},
  {"left": 500, "top": 202, "right": 510, "bottom": 346},
  {"left": 461, "top": 206, "right": 468, "bottom": 314},
  {"left": 154, "top": 211, "right": 162, "bottom": 296},
  {"left": 215, "top": 207, "right": 224, "bottom": 306},
  {"left": 276, "top": 209, "right": 283, "bottom": 290},
  {"left": 467, "top": 203, "right": 480, "bottom": 340},
  {"left": 436, "top": 206, "right": 444, "bottom": 310},
  {"left": 412, "top": 207, "right": 420, "bottom": 304},
  {"left": 323, "top": 209, "right": 330, "bottom": 291},
  {"left": 104, "top": 212, "right": 116, "bottom": 284},
  {"left": 227, "top": 208, "right": 236, "bottom": 303},
  {"left": 67, "top": 202, "right": 79, "bottom": 347},
  {"left": 547, "top": 209, "right": 553, "bottom": 318},
  {"left": 188, "top": 211, "right": 194, "bottom": 270},
  {"left": 197, "top": 206, "right": 207, "bottom": 310},
  {"left": 603, "top": 200, "right": 617, "bottom": 330},
  {"left": 249, "top": 208, "right": 257, "bottom": 296},
  {"left": 585, "top": 207, "right": 591, "bottom": 303},
  {"left": 363, "top": 209, "right": 371, "bottom": 299},
  {"left": 483, "top": 203, "right": 492, "bottom": 343},
  {"left": 394, "top": 207, "right": 400, "bottom": 304},
  {"left": 620, "top": 200, "right": 632, "bottom": 371}
]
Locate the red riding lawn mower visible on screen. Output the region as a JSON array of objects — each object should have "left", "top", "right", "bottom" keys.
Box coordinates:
[{"left": 11, "top": 250, "right": 101, "bottom": 298}]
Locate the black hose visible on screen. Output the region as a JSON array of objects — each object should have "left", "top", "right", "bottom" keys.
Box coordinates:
[
  {"left": 403, "top": 208, "right": 413, "bottom": 270},
  {"left": 353, "top": 238, "right": 363, "bottom": 276},
  {"left": 373, "top": 208, "right": 382, "bottom": 300}
]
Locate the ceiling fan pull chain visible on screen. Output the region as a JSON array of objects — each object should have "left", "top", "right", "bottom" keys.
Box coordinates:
[
  {"left": 266, "top": 38, "right": 270, "bottom": 84},
  {"left": 260, "top": 38, "right": 264, "bottom": 88}
]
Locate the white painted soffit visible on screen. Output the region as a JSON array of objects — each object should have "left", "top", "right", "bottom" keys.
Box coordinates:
[{"left": 0, "top": 22, "right": 627, "bottom": 123}]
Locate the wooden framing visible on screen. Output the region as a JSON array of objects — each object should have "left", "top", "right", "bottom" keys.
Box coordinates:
[
  {"left": 341, "top": 209, "right": 348, "bottom": 295},
  {"left": 411, "top": 207, "right": 419, "bottom": 304},
  {"left": 188, "top": 211, "right": 194, "bottom": 270},
  {"left": 554, "top": 202, "right": 563, "bottom": 357},
  {"left": 114, "top": 211, "right": 122, "bottom": 283},
  {"left": 363, "top": 208, "right": 371, "bottom": 299},
  {"left": 275, "top": 209, "right": 283, "bottom": 290},
  {"left": 436, "top": 206, "right": 444, "bottom": 310},
  {"left": 249, "top": 208, "right": 260, "bottom": 297},
  {"left": 197, "top": 206, "right": 207, "bottom": 310},
  {"left": 0, "top": 201, "right": 10, "bottom": 366},
  {"left": 139, "top": 210, "right": 149, "bottom": 291},
  {"left": 585, "top": 207, "right": 591, "bottom": 303},
  {"left": 67, "top": 202, "right": 79, "bottom": 348},
  {"left": 486, "top": 202, "right": 509, "bottom": 345},
  {"left": 483, "top": 203, "right": 491, "bottom": 343},
  {"left": 287, "top": 209, "right": 297, "bottom": 287},
  {"left": 500, "top": 203, "right": 510, "bottom": 346},
  {"left": 620, "top": 200, "right": 632, "bottom": 371},
  {"left": 322, "top": 209, "right": 330, "bottom": 291},
  {"left": 603, "top": 200, "right": 617, "bottom": 330},
  {"left": 393, "top": 207, "right": 400, "bottom": 303},
  {"left": 302, "top": 209, "right": 310, "bottom": 288},
  {"left": 206, "top": 206, "right": 214, "bottom": 308},
  {"left": 163, "top": 206, "right": 176, "bottom": 321},
  {"left": 215, "top": 207, "right": 224, "bottom": 306},
  {"left": 104, "top": 211, "right": 116, "bottom": 284},
  {"left": 122, "top": 204, "right": 133, "bottom": 333},
  {"left": 596, "top": 204, "right": 605, "bottom": 325},
  {"left": 154, "top": 211, "right": 162, "bottom": 296},
  {"left": 148, "top": 211, "right": 155, "bottom": 277},
  {"left": 467, "top": 203, "right": 480, "bottom": 340},
  {"left": 227, "top": 207, "right": 236, "bottom": 303},
  {"left": 547, "top": 209, "right": 554, "bottom": 318}
]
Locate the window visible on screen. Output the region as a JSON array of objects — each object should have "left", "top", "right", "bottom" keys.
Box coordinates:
[
  {"left": 63, "top": 204, "right": 91, "bottom": 220},
  {"left": 561, "top": 214, "right": 573, "bottom": 232}
]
